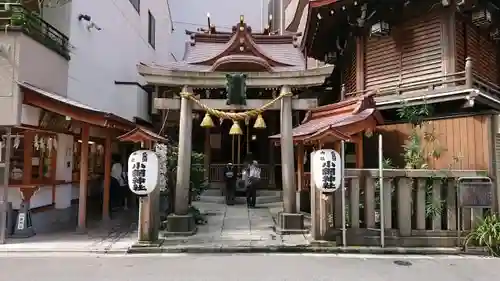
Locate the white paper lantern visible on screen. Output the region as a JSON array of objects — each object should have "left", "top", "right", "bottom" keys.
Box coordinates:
[
  {"left": 311, "top": 149, "right": 342, "bottom": 192},
  {"left": 127, "top": 150, "right": 159, "bottom": 196}
]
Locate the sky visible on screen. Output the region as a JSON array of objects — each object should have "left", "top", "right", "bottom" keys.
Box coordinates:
[{"left": 168, "top": 0, "right": 267, "bottom": 60}]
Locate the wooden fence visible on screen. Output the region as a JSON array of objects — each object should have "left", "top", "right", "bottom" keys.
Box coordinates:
[{"left": 309, "top": 169, "right": 493, "bottom": 247}]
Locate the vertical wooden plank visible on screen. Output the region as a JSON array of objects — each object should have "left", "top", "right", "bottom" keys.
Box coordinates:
[
  {"left": 319, "top": 191, "right": 328, "bottom": 236},
  {"left": 364, "top": 175, "right": 376, "bottom": 228},
  {"left": 333, "top": 141, "right": 342, "bottom": 228},
  {"left": 50, "top": 143, "right": 57, "bottom": 204},
  {"left": 462, "top": 208, "right": 472, "bottom": 230},
  {"left": 334, "top": 188, "right": 342, "bottom": 228},
  {"left": 453, "top": 118, "right": 463, "bottom": 169},
  {"left": 397, "top": 177, "right": 413, "bottom": 236},
  {"left": 102, "top": 133, "right": 112, "bottom": 221},
  {"left": 355, "top": 134, "right": 364, "bottom": 168},
  {"left": 446, "top": 179, "right": 457, "bottom": 230},
  {"left": 382, "top": 178, "right": 393, "bottom": 229},
  {"left": 296, "top": 144, "right": 304, "bottom": 191},
  {"left": 310, "top": 181, "right": 321, "bottom": 239},
  {"left": 460, "top": 117, "right": 470, "bottom": 168},
  {"left": 356, "top": 36, "right": 365, "bottom": 91},
  {"left": 78, "top": 123, "right": 90, "bottom": 231},
  {"left": 204, "top": 129, "right": 211, "bottom": 180},
  {"left": 349, "top": 177, "right": 360, "bottom": 228},
  {"left": 481, "top": 116, "right": 490, "bottom": 170},
  {"left": 472, "top": 116, "right": 481, "bottom": 169},
  {"left": 471, "top": 208, "right": 484, "bottom": 229},
  {"left": 22, "top": 132, "right": 34, "bottom": 184},
  {"left": 432, "top": 179, "right": 442, "bottom": 230},
  {"left": 416, "top": 178, "right": 426, "bottom": 230}
]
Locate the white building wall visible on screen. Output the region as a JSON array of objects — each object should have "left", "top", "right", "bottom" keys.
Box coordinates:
[
  {"left": 43, "top": 0, "right": 172, "bottom": 122},
  {"left": 268, "top": 0, "right": 321, "bottom": 68}
]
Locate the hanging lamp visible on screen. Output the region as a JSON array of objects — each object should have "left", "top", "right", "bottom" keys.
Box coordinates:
[
  {"left": 253, "top": 114, "right": 266, "bottom": 129},
  {"left": 200, "top": 113, "right": 214, "bottom": 128},
  {"left": 229, "top": 120, "right": 243, "bottom": 135}
]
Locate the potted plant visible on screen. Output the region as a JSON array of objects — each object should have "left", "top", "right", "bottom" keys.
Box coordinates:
[{"left": 465, "top": 214, "right": 500, "bottom": 257}]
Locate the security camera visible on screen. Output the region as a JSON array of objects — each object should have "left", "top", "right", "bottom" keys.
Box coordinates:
[
  {"left": 87, "top": 22, "right": 102, "bottom": 31},
  {"left": 78, "top": 14, "right": 91, "bottom": 21}
]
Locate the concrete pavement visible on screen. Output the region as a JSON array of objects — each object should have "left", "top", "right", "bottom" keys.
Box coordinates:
[
  {"left": 0, "top": 202, "right": 488, "bottom": 255},
  {"left": 131, "top": 202, "right": 311, "bottom": 253},
  {"left": 0, "top": 209, "right": 138, "bottom": 253},
  {"left": 0, "top": 253, "right": 498, "bottom": 281}
]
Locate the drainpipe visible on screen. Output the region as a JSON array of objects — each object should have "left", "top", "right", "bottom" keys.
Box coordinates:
[{"left": 279, "top": 0, "right": 284, "bottom": 35}]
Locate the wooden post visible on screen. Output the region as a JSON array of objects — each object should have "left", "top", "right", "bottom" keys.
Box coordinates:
[
  {"left": 356, "top": 36, "right": 365, "bottom": 93},
  {"left": 102, "top": 133, "right": 112, "bottom": 221},
  {"left": 22, "top": 132, "right": 34, "bottom": 185},
  {"left": 203, "top": 129, "right": 210, "bottom": 181},
  {"left": 465, "top": 57, "right": 473, "bottom": 88},
  {"left": 333, "top": 141, "right": 342, "bottom": 228},
  {"left": 355, "top": 133, "right": 364, "bottom": 168},
  {"left": 77, "top": 124, "right": 90, "bottom": 231}
]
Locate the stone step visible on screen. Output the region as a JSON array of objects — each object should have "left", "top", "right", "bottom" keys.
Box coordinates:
[
  {"left": 198, "top": 196, "right": 282, "bottom": 204},
  {"left": 202, "top": 189, "right": 282, "bottom": 197}
]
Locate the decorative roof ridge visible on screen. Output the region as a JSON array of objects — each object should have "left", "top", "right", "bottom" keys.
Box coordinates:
[
  {"left": 188, "top": 19, "right": 295, "bottom": 67},
  {"left": 186, "top": 30, "right": 301, "bottom": 45},
  {"left": 302, "top": 93, "right": 376, "bottom": 123},
  {"left": 209, "top": 55, "right": 273, "bottom": 72}
]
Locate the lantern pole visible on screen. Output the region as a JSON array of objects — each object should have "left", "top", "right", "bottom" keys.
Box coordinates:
[
  {"left": 378, "top": 133, "right": 385, "bottom": 248},
  {"left": 340, "top": 140, "right": 346, "bottom": 247}
]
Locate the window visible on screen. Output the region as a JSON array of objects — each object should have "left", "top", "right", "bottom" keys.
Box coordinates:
[
  {"left": 129, "top": 0, "right": 140, "bottom": 13},
  {"left": 148, "top": 11, "right": 156, "bottom": 48}
]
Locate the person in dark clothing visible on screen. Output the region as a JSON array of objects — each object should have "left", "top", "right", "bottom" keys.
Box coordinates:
[
  {"left": 245, "top": 160, "right": 261, "bottom": 208},
  {"left": 223, "top": 163, "right": 236, "bottom": 205}
]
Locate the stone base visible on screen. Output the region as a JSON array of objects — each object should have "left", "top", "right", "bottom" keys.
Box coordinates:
[
  {"left": 11, "top": 227, "right": 35, "bottom": 238},
  {"left": 275, "top": 212, "right": 308, "bottom": 235},
  {"left": 163, "top": 213, "right": 197, "bottom": 237}
]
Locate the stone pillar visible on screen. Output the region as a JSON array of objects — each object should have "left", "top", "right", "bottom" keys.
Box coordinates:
[
  {"left": 54, "top": 134, "right": 74, "bottom": 224},
  {"left": 296, "top": 143, "right": 305, "bottom": 212},
  {"left": 166, "top": 86, "right": 196, "bottom": 235},
  {"left": 276, "top": 86, "right": 304, "bottom": 234}
]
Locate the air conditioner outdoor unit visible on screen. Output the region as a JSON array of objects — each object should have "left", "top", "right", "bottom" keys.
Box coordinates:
[
  {"left": 370, "top": 21, "right": 390, "bottom": 37},
  {"left": 0, "top": 3, "right": 10, "bottom": 12}
]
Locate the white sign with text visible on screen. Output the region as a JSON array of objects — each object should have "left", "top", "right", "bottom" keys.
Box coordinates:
[
  {"left": 311, "top": 149, "right": 342, "bottom": 192},
  {"left": 127, "top": 150, "right": 159, "bottom": 196}
]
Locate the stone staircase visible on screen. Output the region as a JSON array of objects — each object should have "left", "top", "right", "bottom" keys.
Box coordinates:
[{"left": 199, "top": 183, "right": 283, "bottom": 204}]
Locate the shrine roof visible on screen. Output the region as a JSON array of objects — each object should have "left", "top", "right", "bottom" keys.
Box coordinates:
[
  {"left": 152, "top": 16, "right": 305, "bottom": 73},
  {"left": 117, "top": 127, "right": 167, "bottom": 143},
  {"left": 269, "top": 93, "right": 383, "bottom": 144}
]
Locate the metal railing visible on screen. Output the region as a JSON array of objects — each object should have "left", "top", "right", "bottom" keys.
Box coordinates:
[
  {"left": 0, "top": 3, "right": 70, "bottom": 59},
  {"left": 206, "top": 163, "right": 279, "bottom": 187}
]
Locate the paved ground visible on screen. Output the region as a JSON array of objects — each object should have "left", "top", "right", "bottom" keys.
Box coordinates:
[
  {"left": 0, "top": 209, "right": 138, "bottom": 253},
  {"left": 0, "top": 253, "right": 498, "bottom": 281},
  {"left": 157, "top": 202, "right": 310, "bottom": 251},
  {"left": 0, "top": 202, "right": 305, "bottom": 253}
]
